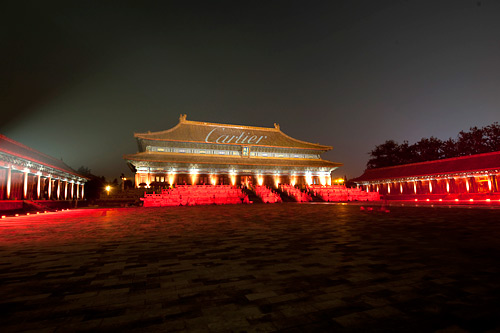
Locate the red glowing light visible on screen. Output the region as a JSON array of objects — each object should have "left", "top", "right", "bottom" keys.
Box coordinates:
[
  {"left": 414, "top": 199, "right": 418, "bottom": 201},
  {"left": 469, "top": 199, "right": 474, "bottom": 202},
  {"left": 426, "top": 199, "right": 430, "bottom": 202},
  {"left": 15, "top": 214, "right": 19, "bottom": 216},
  {"left": 486, "top": 199, "right": 491, "bottom": 202},
  {"left": 439, "top": 199, "right": 443, "bottom": 201},
  {"left": 455, "top": 199, "right": 459, "bottom": 202},
  {"left": 1, "top": 216, "right": 5, "bottom": 219}
]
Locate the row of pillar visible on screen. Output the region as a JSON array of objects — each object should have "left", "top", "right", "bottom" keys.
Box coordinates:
[
  {"left": 2, "top": 166, "right": 84, "bottom": 200},
  {"left": 135, "top": 173, "right": 332, "bottom": 188},
  {"left": 363, "top": 175, "right": 498, "bottom": 195}
]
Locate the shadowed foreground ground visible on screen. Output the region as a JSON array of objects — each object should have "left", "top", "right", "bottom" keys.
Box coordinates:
[{"left": 1, "top": 203, "right": 500, "bottom": 332}]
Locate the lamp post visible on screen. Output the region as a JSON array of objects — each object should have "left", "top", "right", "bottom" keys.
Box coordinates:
[
  {"left": 105, "top": 185, "right": 111, "bottom": 196},
  {"left": 120, "top": 173, "right": 126, "bottom": 191}
]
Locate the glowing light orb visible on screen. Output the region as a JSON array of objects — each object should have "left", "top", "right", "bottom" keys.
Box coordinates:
[{"left": 305, "top": 173, "right": 313, "bottom": 186}]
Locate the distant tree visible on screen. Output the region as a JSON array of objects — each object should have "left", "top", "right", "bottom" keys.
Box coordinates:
[
  {"left": 124, "top": 179, "right": 133, "bottom": 189},
  {"left": 441, "top": 138, "right": 458, "bottom": 159},
  {"left": 414, "top": 136, "right": 443, "bottom": 162},
  {"left": 484, "top": 122, "right": 500, "bottom": 152},
  {"left": 456, "top": 126, "right": 489, "bottom": 155},
  {"left": 77, "top": 166, "right": 106, "bottom": 202},
  {"left": 367, "top": 140, "right": 400, "bottom": 169},
  {"left": 77, "top": 166, "right": 92, "bottom": 176}
]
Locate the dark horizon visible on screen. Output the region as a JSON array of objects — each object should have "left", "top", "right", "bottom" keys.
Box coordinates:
[{"left": 2, "top": 0, "right": 499, "bottom": 180}]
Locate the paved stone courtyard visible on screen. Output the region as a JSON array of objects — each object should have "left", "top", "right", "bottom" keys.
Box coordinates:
[{"left": 1, "top": 203, "right": 500, "bottom": 332}]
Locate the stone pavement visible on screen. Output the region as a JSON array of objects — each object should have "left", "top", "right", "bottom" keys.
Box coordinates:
[{"left": 1, "top": 203, "right": 500, "bottom": 332}]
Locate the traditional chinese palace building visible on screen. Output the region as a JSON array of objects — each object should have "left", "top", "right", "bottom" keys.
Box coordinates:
[
  {"left": 352, "top": 151, "right": 500, "bottom": 200},
  {"left": 0, "top": 134, "right": 87, "bottom": 203},
  {"left": 124, "top": 115, "right": 342, "bottom": 188}
]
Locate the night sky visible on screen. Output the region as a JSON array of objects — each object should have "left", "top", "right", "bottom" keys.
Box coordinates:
[{"left": 2, "top": 1, "right": 499, "bottom": 181}]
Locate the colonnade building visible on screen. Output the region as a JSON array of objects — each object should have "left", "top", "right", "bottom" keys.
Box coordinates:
[
  {"left": 0, "top": 134, "right": 87, "bottom": 202},
  {"left": 124, "top": 115, "right": 342, "bottom": 188},
  {"left": 352, "top": 151, "right": 500, "bottom": 199}
]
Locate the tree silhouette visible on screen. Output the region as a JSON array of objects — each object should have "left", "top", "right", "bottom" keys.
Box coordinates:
[
  {"left": 77, "top": 166, "right": 106, "bottom": 201},
  {"left": 367, "top": 140, "right": 400, "bottom": 169}
]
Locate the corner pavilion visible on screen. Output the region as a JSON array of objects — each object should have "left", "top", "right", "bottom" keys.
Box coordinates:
[{"left": 124, "top": 115, "right": 342, "bottom": 188}]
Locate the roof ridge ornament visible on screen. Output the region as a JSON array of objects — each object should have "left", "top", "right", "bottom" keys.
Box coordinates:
[
  {"left": 179, "top": 114, "right": 187, "bottom": 122},
  {"left": 274, "top": 123, "right": 280, "bottom": 130}
]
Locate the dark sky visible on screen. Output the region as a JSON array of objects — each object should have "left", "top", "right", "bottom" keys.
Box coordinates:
[{"left": 2, "top": 0, "right": 499, "bottom": 180}]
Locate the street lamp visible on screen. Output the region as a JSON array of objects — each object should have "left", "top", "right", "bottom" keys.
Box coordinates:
[{"left": 105, "top": 185, "right": 111, "bottom": 196}]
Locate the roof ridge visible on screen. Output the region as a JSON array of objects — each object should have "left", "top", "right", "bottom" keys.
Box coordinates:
[
  {"left": 275, "top": 127, "right": 332, "bottom": 150},
  {"left": 0, "top": 134, "right": 67, "bottom": 165},
  {"left": 135, "top": 114, "right": 280, "bottom": 136},
  {"left": 364, "top": 150, "right": 500, "bottom": 172},
  {"left": 134, "top": 115, "right": 331, "bottom": 150}
]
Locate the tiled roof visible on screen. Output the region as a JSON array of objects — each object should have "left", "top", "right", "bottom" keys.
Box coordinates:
[
  {"left": 124, "top": 152, "right": 341, "bottom": 169},
  {"left": 0, "top": 134, "right": 86, "bottom": 178},
  {"left": 352, "top": 151, "right": 500, "bottom": 182},
  {"left": 134, "top": 115, "right": 332, "bottom": 151}
]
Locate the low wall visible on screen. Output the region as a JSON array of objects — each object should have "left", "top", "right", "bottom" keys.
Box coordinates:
[
  {"left": 383, "top": 193, "right": 500, "bottom": 201},
  {"left": 0, "top": 200, "right": 88, "bottom": 213},
  {"left": 0, "top": 200, "right": 23, "bottom": 211}
]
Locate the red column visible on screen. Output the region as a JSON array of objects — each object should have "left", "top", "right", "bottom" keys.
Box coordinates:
[
  {"left": 6, "top": 166, "right": 11, "bottom": 199},
  {"left": 47, "top": 176, "right": 52, "bottom": 199},
  {"left": 37, "top": 174, "right": 41, "bottom": 199},
  {"left": 23, "top": 171, "right": 28, "bottom": 199}
]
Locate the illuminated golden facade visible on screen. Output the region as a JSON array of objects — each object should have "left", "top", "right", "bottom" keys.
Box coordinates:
[{"left": 124, "top": 115, "right": 342, "bottom": 187}]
